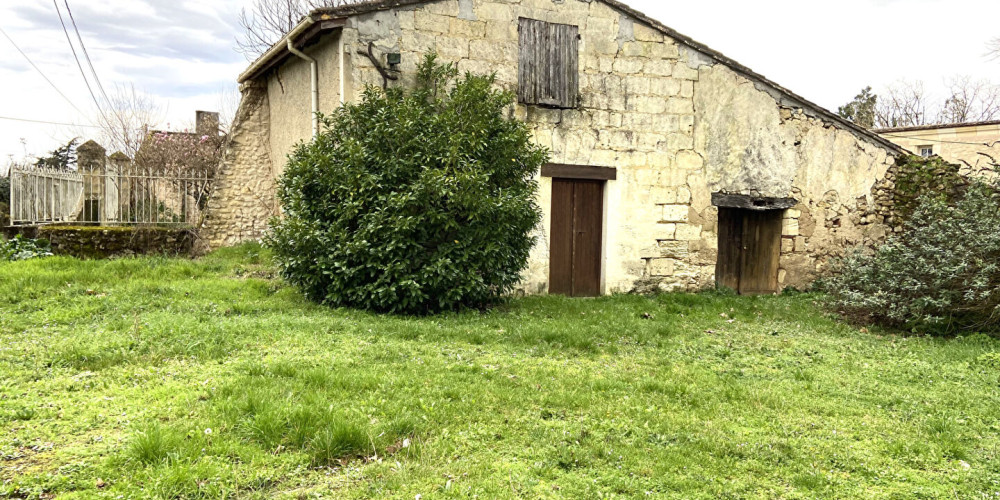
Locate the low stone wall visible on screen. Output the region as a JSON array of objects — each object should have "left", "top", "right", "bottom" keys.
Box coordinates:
[{"left": 1, "top": 226, "right": 196, "bottom": 259}]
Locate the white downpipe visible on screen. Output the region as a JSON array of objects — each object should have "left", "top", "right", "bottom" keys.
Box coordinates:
[{"left": 286, "top": 24, "right": 319, "bottom": 138}]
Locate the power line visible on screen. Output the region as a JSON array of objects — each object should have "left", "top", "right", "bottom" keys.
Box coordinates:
[
  {"left": 0, "top": 25, "right": 85, "bottom": 115},
  {"left": 62, "top": 0, "right": 111, "bottom": 107},
  {"left": 0, "top": 115, "right": 100, "bottom": 128},
  {"left": 53, "top": 0, "right": 106, "bottom": 122}
]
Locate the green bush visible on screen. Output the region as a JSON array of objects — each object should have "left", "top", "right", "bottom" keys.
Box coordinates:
[
  {"left": 1, "top": 235, "right": 53, "bottom": 262},
  {"left": 0, "top": 176, "right": 9, "bottom": 205},
  {"left": 822, "top": 181, "right": 1000, "bottom": 335},
  {"left": 267, "top": 55, "right": 547, "bottom": 314}
]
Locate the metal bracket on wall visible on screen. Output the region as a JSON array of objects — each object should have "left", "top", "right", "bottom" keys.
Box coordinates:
[{"left": 356, "top": 42, "right": 399, "bottom": 89}]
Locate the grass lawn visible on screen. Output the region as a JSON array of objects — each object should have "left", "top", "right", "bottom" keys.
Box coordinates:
[{"left": 1, "top": 245, "right": 999, "bottom": 499}]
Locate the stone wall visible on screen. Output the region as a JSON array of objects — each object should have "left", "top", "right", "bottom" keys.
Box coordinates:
[
  {"left": 208, "top": 0, "right": 901, "bottom": 294},
  {"left": 341, "top": 0, "right": 726, "bottom": 294},
  {"left": 868, "top": 154, "right": 970, "bottom": 231},
  {"left": 2, "top": 226, "right": 195, "bottom": 259},
  {"left": 200, "top": 84, "right": 277, "bottom": 248},
  {"left": 689, "top": 64, "right": 897, "bottom": 290}
]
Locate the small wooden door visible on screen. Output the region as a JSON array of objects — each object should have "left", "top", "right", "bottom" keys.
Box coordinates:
[
  {"left": 716, "top": 208, "right": 782, "bottom": 295},
  {"left": 550, "top": 179, "right": 604, "bottom": 297}
]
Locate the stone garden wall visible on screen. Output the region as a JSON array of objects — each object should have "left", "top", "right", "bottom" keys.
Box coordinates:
[{"left": 2, "top": 226, "right": 195, "bottom": 259}]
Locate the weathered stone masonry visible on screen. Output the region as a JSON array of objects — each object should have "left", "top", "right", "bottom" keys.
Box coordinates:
[
  {"left": 204, "top": 0, "right": 904, "bottom": 294},
  {"left": 202, "top": 84, "right": 276, "bottom": 248}
]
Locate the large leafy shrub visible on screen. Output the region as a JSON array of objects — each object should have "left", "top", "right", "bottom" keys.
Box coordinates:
[
  {"left": 1, "top": 236, "right": 53, "bottom": 262},
  {"left": 267, "top": 55, "right": 547, "bottom": 314},
  {"left": 823, "top": 180, "right": 1000, "bottom": 335}
]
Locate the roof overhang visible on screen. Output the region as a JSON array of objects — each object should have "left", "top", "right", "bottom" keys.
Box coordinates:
[{"left": 238, "top": 15, "right": 346, "bottom": 84}]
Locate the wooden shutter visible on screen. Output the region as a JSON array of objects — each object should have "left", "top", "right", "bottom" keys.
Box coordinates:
[{"left": 518, "top": 18, "right": 579, "bottom": 108}]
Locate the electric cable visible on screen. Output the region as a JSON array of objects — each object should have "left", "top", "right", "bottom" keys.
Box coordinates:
[
  {"left": 53, "top": 0, "right": 107, "bottom": 123},
  {"left": 0, "top": 24, "right": 86, "bottom": 115},
  {"left": 0, "top": 115, "right": 100, "bottom": 128},
  {"left": 62, "top": 0, "right": 112, "bottom": 107}
]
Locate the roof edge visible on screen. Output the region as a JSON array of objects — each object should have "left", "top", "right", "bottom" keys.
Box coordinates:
[
  {"left": 595, "top": 0, "right": 903, "bottom": 155},
  {"left": 875, "top": 119, "right": 1000, "bottom": 134},
  {"left": 238, "top": 14, "right": 348, "bottom": 84}
]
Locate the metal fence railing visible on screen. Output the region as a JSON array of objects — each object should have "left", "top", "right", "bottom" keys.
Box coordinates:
[
  {"left": 9, "top": 164, "right": 211, "bottom": 226},
  {"left": 9, "top": 167, "right": 83, "bottom": 224}
]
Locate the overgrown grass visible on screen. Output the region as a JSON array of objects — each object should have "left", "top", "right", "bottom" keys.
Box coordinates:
[{"left": 1, "top": 244, "right": 999, "bottom": 498}]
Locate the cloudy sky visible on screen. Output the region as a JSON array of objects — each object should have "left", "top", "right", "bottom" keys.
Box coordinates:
[{"left": 1, "top": 0, "right": 998, "bottom": 163}]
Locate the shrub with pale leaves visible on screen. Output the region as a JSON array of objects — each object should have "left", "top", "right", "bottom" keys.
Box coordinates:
[{"left": 822, "top": 181, "right": 1000, "bottom": 335}]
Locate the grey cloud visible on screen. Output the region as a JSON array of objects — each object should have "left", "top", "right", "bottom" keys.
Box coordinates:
[
  {"left": 124, "top": 69, "right": 236, "bottom": 98},
  {"left": 0, "top": 59, "right": 30, "bottom": 72},
  {"left": 10, "top": 1, "right": 243, "bottom": 65}
]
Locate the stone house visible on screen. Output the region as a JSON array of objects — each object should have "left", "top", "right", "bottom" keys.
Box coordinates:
[
  {"left": 878, "top": 120, "right": 1000, "bottom": 177},
  {"left": 203, "top": 0, "right": 905, "bottom": 296}
]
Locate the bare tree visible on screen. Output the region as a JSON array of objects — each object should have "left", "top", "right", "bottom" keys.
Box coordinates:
[
  {"left": 938, "top": 76, "right": 1000, "bottom": 124},
  {"left": 875, "top": 80, "right": 930, "bottom": 129},
  {"left": 873, "top": 77, "right": 1000, "bottom": 129},
  {"left": 96, "top": 83, "right": 163, "bottom": 159},
  {"left": 215, "top": 85, "right": 241, "bottom": 134},
  {"left": 236, "top": 0, "right": 364, "bottom": 60},
  {"left": 988, "top": 36, "right": 1000, "bottom": 61}
]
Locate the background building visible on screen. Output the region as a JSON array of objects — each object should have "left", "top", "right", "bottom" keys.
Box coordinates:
[{"left": 878, "top": 120, "right": 1000, "bottom": 176}]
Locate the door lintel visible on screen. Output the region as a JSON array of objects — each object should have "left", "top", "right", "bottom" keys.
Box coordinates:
[
  {"left": 712, "top": 192, "right": 797, "bottom": 211},
  {"left": 542, "top": 163, "right": 617, "bottom": 181}
]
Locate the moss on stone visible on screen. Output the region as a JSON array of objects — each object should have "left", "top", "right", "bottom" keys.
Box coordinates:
[
  {"left": 892, "top": 154, "right": 968, "bottom": 223},
  {"left": 3, "top": 225, "right": 195, "bottom": 259}
]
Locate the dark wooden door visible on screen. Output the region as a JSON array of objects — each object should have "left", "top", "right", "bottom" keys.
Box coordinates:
[
  {"left": 716, "top": 208, "right": 782, "bottom": 295},
  {"left": 550, "top": 179, "right": 604, "bottom": 297},
  {"left": 716, "top": 208, "right": 744, "bottom": 291}
]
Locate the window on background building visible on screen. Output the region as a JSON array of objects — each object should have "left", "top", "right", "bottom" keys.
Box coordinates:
[
  {"left": 518, "top": 18, "right": 579, "bottom": 109},
  {"left": 919, "top": 145, "right": 934, "bottom": 157}
]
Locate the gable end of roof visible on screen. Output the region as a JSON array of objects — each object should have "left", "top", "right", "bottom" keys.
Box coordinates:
[{"left": 245, "top": 0, "right": 903, "bottom": 154}]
